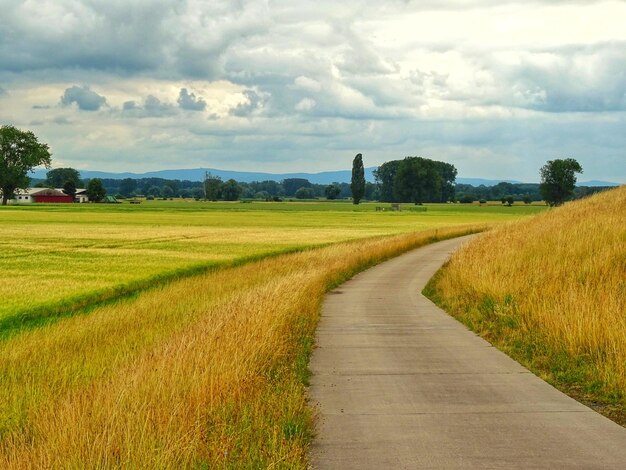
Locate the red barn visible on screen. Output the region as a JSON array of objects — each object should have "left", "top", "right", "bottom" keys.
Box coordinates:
[{"left": 31, "top": 188, "right": 73, "bottom": 203}]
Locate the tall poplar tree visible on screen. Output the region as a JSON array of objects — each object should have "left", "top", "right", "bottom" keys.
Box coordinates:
[{"left": 351, "top": 153, "right": 365, "bottom": 204}]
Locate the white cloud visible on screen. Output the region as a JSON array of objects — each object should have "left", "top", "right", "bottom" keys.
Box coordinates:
[{"left": 295, "top": 98, "right": 316, "bottom": 112}]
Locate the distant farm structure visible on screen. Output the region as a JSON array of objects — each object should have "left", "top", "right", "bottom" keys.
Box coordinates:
[{"left": 12, "top": 188, "right": 88, "bottom": 204}]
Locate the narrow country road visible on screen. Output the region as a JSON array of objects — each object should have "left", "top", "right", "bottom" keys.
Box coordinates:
[{"left": 309, "top": 235, "right": 626, "bottom": 469}]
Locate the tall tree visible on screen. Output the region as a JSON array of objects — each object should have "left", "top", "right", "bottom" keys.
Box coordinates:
[
  {"left": 62, "top": 180, "right": 77, "bottom": 200},
  {"left": 539, "top": 158, "right": 583, "bottom": 206},
  {"left": 374, "top": 160, "right": 401, "bottom": 202},
  {"left": 351, "top": 153, "right": 365, "bottom": 204},
  {"left": 46, "top": 167, "right": 81, "bottom": 188},
  {"left": 393, "top": 157, "right": 431, "bottom": 203},
  {"left": 0, "top": 125, "right": 52, "bottom": 205},
  {"left": 86, "top": 178, "right": 106, "bottom": 202},
  {"left": 221, "top": 179, "right": 242, "bottom": 201},
  {"left": 376, "top": 156, "right": 457, "bottom": 204},
  {"left": 204, "top": 172, "right": 223, "bottom": 201}
]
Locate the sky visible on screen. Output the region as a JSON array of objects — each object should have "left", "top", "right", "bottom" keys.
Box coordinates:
[{"left": 1, "top": 0, "right": 625, "bottom": 183}]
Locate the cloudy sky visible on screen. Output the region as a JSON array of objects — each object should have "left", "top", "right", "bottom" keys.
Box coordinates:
[{"left": 1, "top": 0, "right": 625, "bottom": 182}]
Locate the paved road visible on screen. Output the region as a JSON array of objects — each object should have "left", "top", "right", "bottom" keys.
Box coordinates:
[{"left": 309, "top": 235, "right": 626, "bottom": 469}]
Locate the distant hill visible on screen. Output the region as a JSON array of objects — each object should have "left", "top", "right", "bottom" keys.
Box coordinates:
[
  {"left": 455, "top": 178, "right": 522, "bottom": 186},
  {"left": 30, "top": 167, "right": 379, "bottom": 185},
  {"left": 29, "top": 168, "right": 621, "bottom": 187},
  {"left": 577, "top": 180, "right": 621, "bottom": 187}
]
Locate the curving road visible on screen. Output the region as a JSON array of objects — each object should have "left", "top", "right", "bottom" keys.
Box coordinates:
[{"left": 309, "top": 235, "right": 626, "bottom": 469}]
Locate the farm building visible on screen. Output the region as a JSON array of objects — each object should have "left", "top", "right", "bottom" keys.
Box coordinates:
[
  {"left": 74, "top": 189, "right": 88, "bottom": 203},
  {"left": 12, "top": 188, "right": 75, "bottom": 203},
  {"left": 55, "top": 188, "right": 89, "bottom": 203}
]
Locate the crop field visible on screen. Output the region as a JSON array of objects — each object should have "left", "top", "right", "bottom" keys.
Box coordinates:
[
  {"left": 0, "top": 200, "right": 543, "bottom": 467},
  {"left": 427, "top": 186, "right": 626, "bottom": 425},
  {"left": 0, "top": 200, "right": 542, "bottom": 336}
]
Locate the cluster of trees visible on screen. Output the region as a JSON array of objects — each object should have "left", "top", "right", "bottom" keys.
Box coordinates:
[
  {"left": 201, "top": 173, "right": 379, "bottom": 202},
  {"left": 374, "top": 156, "right": 457, "bottom": 203},
  {"left": 455, "top": 182, "right": 542, "bottom": 203}
]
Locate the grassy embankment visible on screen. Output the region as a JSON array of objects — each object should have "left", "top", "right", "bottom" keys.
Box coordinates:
[
  {"left": 0, "top": 201, "right": 543, "bottom": 467},
  {"left": 426, "top": 186, "right": 626, "bottom": 424}
]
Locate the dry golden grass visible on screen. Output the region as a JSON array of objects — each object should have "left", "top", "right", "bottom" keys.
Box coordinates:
[
  {"left": 0, "top": 225, "right": 482, "bottom": 468},
  {"left": 428, "top": 186, "right": 626, "bottom": 422}
]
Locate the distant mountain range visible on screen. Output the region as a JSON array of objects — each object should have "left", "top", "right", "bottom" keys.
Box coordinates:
[{"left": 29, "top": 167, "right": 621, "bottom": 187}]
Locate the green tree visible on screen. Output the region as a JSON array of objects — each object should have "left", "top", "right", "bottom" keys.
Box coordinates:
[
  {"left": 204, "top": 173, "right": 222, "bottom": 200},
  {"left": 388, "top": 156, "right": 457, "bottom": 203},
  {"left": 295, "top": 187, "right": 315, "bottom": 199},
  {"left": 351, "top": 153, "right": 365, "bottom": 204},
  {"left": 46, "top": 167, "right": 81, "bottom": 188},
  {"left": 119, "top": 178, "right": 137, "bottom": 197},
  {"left": 364, "top": 181, "right": 379, "bottom": 201},
  {"left": 162, "top": 185, "right": 174, "bottom": 198},
  {"left": 282, "top": 178, "right": 311, "bottom": 197},
  {"left": 324, "top": 184, "right": 341, "bottom": 200},
  {"left": 539, "top": 158, "right": 583, "bottom": 206},
  {"left": 146, "top": 185, "right": 161, "bottom": 197},
  {"left": 86, "top": 178, "right": 106, "bottom": 202},
  {"left": 0, "top": 125, "right": 52, "bottom": 205},
  {"left": 62, "top": 180, "right": 77, "bottom": 200},
  {"left": 373, "top": 160, "right": 401, "bottom": 202},
  {"left": 191, "top": 187, "right": 205, "bottom": 200},
  {"left": 221, "top": 179, "right": 242, "bottom": 201},
  {"left": 164, "top": 180, "right": 179, "bottom": 196}
]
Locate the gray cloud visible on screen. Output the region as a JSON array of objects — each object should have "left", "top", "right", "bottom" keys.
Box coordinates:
[
  {"left": 177, "top": 88, "right": 206, "bottom": 111},
  {"left": 509, "top": 44, "right": 626, "bottom": 112},
  {"left": 231, "top": 90, "right": 264, "bottom": 116},
  {"left": 60, "top": 85, "right": 107, "bottom": 111},
  {"left": 0, "top": 1, "right": 177, "bottom": 74},
  {"left": 121, "top": 95, "right": 177, "bottom": 118}
]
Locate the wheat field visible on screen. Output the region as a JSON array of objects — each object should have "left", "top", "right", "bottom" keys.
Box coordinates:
[
  {"left": 0, "top": 226, "right": 486, "bottom": 468},
  {"left": 0, "top": 201, "right": 537, "bottom": 334}
]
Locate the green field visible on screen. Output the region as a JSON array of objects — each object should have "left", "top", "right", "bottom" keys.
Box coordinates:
[
  {"left": 0, "top": 200, "right": 544, "bottom": 334},
  {"left": 0, "top": 200, "right": 545, "bottom": 325}
]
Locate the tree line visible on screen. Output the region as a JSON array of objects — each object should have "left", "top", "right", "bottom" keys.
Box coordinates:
[
  {"left": 1, "top": 125, "right": 599, "bottom": 207},
  {"left": 24, "top": 159, "right": 601, "bottom": 206}
]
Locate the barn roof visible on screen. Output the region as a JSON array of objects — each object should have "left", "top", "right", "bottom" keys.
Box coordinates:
[{"left": 15, "top": 188, "right": 65, "bottom": 196}]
